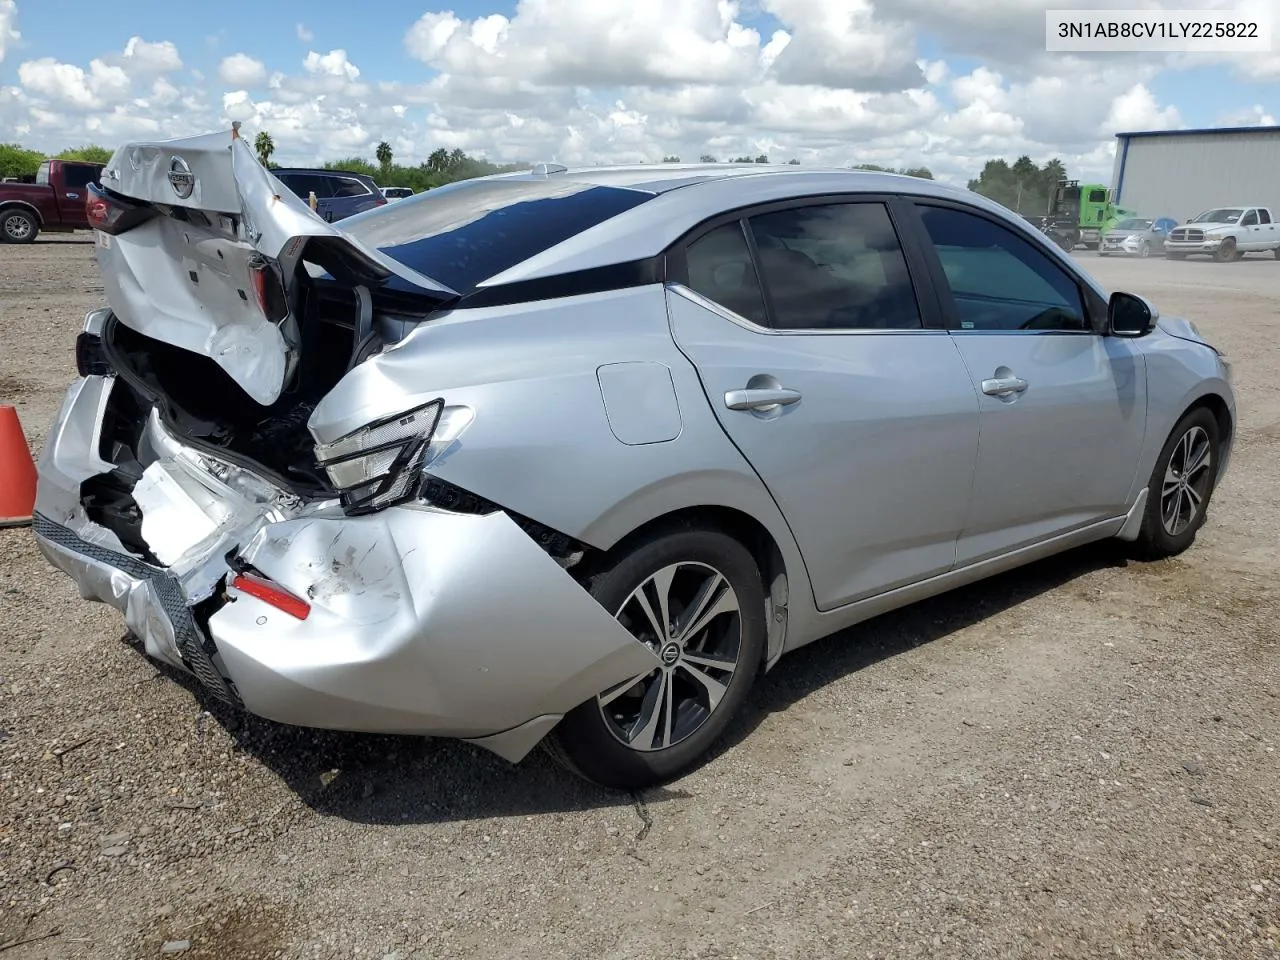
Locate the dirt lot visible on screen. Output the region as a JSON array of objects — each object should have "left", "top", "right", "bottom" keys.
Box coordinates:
[{"left": 1, "top": 236, "right": 1277, "bottom": 960}]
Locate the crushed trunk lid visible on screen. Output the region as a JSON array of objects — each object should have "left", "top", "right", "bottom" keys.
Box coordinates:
[{"left": 94, "top": 128, "right": 456, "bottom": 405}]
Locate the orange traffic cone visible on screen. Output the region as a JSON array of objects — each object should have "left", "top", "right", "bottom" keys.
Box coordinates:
[{"left": 0, "top": 404, "right": 37, "bottom": 528}]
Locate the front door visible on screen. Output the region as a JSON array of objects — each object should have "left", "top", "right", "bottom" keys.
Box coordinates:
[
  {"left": 905, "top": 201, "right": 1148, "bottom": 566},
  {"left": 667, "top": 199, "right": 981, "bottom": 611}
]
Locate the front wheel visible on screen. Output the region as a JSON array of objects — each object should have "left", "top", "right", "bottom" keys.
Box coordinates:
[
  {"left": 1127, "top": 407, "right": 1221, "bottom": 560},
  {"left": 1214, "top": 238, "right": 1236, "bottom": 262},
  {"left": 1, "top": 209, "right": 38, "bottom": 243},
  {"left": 1138, "top": 240, "right": 1151, "bottom": 259},
  {"left": 546, "top": 527, "right": 767, "bottom": 789}
]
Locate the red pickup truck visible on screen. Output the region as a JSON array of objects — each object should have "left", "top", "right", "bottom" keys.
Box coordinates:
[{"left": 0, "top": 159, "right": 106, "bottom": 243}]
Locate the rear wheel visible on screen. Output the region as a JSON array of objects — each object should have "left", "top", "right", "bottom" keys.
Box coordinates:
[
  {"left": 1128, "top": 407, "right": 1221, "bottom": 560},
  {"left": 1, "top": 209, "right": 38, "bottom": 244},
  {"left": 547, "top": 526, "right": 766, "bottom": 790}
]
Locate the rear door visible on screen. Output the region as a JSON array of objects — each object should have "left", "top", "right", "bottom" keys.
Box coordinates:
[
  {"left": 666, "top": 196, "right": 980, "bottom": 611},
  {"left": 901, "top": 199, "right": 1147, "bottom": 566}
]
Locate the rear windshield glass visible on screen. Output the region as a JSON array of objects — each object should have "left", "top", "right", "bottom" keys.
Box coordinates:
[{"left": 339, "top": 178, "right": 655, "bottom": 292}]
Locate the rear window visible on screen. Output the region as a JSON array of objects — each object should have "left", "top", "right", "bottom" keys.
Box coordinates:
[
  {"left": 339, "top": 178, "right": 655, "bottom": 292},
  {"left": 330, "top": 176, "right": 372, "bottom": 198},
  {"left": 277, "top": 173, "right": 333, "bottom": 199}
]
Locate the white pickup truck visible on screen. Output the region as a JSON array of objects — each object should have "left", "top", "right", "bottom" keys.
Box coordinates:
[{"left": 1164, "top": 205, "right": 1280, "bottom": 261}]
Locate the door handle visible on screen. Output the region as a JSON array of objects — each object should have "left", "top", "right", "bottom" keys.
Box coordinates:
[
  {"left": 981, "top": 376, "right": 1028, "bottom": 397},
  {"left": 724, "top": 387, "right": 802, "bottom": 411},
  {"left": 65, "top": 192, "right": 80, "bottom": 200}
]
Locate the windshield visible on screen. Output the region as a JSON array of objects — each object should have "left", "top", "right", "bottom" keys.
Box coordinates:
[
  {"left": 340, "top": 177, "right": 655, "bottom": 292},
  {"left": 1189, "top": 208, "right": 1243, "bottom": 223},
  {"left": 1115, "top": 218, "right": 1152, "bottom": 231}
]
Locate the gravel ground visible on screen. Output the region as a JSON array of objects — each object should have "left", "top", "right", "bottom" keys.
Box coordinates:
[{"left": 1, "top": 236, "right": 1278, "bottom": 960}]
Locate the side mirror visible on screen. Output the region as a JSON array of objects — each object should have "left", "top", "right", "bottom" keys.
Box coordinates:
[{"left": 1108, "top": 291, "right": 1158, "bottom": 337}]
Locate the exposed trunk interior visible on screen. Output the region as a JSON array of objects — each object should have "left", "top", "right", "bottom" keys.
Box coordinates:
[{"left": 81, "top": 274, "right": 441, "bottom": 559}]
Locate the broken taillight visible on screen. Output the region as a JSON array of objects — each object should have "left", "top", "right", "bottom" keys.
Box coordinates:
[
  {"left": 247, "top": 254, "right": 289, "bottom": 325},
  {"left": 85, "top": 182, "right": 158, "bottom": 236},
  {"left": 230, "top": 572, "right": 311, "bottom": 620}
]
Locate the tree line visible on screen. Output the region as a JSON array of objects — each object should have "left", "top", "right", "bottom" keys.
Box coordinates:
[{"left": 4, "top": 134, "right": 1082, "bottom": 216}]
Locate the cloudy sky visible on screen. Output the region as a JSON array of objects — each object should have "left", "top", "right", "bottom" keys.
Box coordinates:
[{"left": 0, "top": 0, "right": 1276, "bottom": 184}]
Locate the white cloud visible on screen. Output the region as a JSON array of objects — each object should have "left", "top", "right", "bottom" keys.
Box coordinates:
[
  {"left": 219, "top": 53, "right": 267, "bottom": 87},
  {"left": 303, "top": 49, "right": 360, "bottom": 81},
  {"left": 118, "top": 36, "right": 182, "bottom": 74},
  {"left": 0, "top": 0, "right": 18, "bottom": 65},
  {"left": 17, "top": 57, "right": 130, "bottom": 108},
  {"left": 1216, "top": 104, "right": 1277, "bottom": 127},
  {"left": 1103, "top": 83, "right": 1182, "bottom": 135},
  {"left": 3, "top": 0, "right": 1264, "bottom": 190}
]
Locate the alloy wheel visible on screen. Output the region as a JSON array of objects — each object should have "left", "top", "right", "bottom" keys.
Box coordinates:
[
  {"left": 3, "top": 214, "right": 32, "bottom": 241},
  {"left": 1161, "top": 424, "right": 1213, "bottom": 537},
  {"left": 597, "top": 562, "right": 743, "bottom": 752}
]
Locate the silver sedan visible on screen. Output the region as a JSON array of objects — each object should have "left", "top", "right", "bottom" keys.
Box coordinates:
[
  {"left": 1099, "top": 216, "right": 1179, "bottom": 258},
  {"left": 35, "top": 131, "right": 1235, "bottom": 789}
]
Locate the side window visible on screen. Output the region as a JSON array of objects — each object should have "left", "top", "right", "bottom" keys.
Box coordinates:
[
  {"left": 35, "top": 162, "right": 51, "bottom": 186},
  {"left": 917, "top": 205, "right": 1089, "bottom": 332},
  {"left": 684, "top": 222, "right": 769, "bottom": 326},
  {"left": 62, "top": 165, "right": 98, "bottom": 189},
  {"left": 746, "top": 202, "right": 922, "bottom": 330},
  {"left": 1240, "top": 209, "right": 1259, "bottom": 226},
  {"left": 1088, "top": 189, "right": 1106, "bottom": 203},
  {"left": 1259, "top": 209, "right": 1272, "bottom": 225},
  {"left": 331, "top": 177, "right": 372, "bottom": 198}
]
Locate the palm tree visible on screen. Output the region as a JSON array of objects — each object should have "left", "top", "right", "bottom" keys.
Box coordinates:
[
  {"left": 376, "top": 140, "right": 393, "bottom": 176},
  {"left": 254, "top": 131, "right": 275, "bottom": 167}
]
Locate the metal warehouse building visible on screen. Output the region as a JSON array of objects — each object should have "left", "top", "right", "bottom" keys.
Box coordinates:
[{"left": 1111, "top": 125, "right": 1280, "bottom": 223}]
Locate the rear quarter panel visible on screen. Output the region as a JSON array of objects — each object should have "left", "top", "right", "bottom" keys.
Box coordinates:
[
  {"left": 0, "top": 183, "right": 58, "bottom": 225},
  {"left": 308, "top": 283, "right": 816, "bottom": 656}
]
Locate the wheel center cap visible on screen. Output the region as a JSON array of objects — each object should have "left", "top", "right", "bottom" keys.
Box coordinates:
[{"left": 659, "top": 642, "right": 681, "bottom": 666}]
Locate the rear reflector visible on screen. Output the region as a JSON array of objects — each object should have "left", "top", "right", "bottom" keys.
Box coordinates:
[{"left": 230, "top": 572, "right": 311, "bottom": 620}]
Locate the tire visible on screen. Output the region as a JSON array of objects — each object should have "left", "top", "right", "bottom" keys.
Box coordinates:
[
  {"left": 1272, "top": 245, "right": 1280, "bottom": 260},
  {"left": 1138, "top": 240, "right": 1150, "bottom": 259},
  {"left": 546, "top": 526, "right": 767, "bottom": 790},
  {"left": 1214, "top": 238, "right": 1236, "bottom": 262},
  {"left": 1, "top": 208, "right": 38, "bottom": 244},
  {"left": 1127, "top": 406, "right": 1221, "bottom": 561}
]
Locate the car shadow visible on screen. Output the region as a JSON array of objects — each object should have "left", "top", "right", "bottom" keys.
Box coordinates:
[
  {"left": 703, "top": 540, "right": 1130, "bottom": 766},
  {"left": 128, "top": 540, "right": 1127, "bottom": 825}
]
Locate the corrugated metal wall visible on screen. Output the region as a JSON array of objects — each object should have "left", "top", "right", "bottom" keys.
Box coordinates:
[{"left": 1111, "top": 130, "right": 1280, "bottom": 223}]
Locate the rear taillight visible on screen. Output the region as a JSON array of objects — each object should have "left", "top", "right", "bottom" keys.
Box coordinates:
[
  {"left": 74, "top": 331, "right": 111, "bottom": 376},
  {"left": 247, "top": 254, "right": 289, "bottom": 324},
  {"left": 229, "top": 572, "right": 311, "bottom": 620},
  {"left": 85, "top": 182, "right": 158, "bottom": 236}
]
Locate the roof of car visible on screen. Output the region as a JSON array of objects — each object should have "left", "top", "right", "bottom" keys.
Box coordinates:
[
  {"left": 274, "top": 167, "right": 377, "bottom": 180},
  {"left": 483, "top": 162, "right": 950, "bottom": 196}
]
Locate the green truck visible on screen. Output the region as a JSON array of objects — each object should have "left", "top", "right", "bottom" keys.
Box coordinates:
[{"left": 1041, "top": 180, "right": 1139, "bottom": 251}]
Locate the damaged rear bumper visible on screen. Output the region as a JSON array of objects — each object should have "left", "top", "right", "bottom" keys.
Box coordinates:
[{"left": 34, "top": 375, "right": 660, "bottom": 762}]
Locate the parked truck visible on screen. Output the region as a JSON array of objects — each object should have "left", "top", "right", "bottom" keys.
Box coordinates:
[
  {"left": 1164, "top": 205, "right": 1280, "bottom": 261},
  {"left": 0, "top": 158, "right": 106, "bottom": 243},
  {"left": 1041, "top": 179, "right": 1140, "bottom": 251}
]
